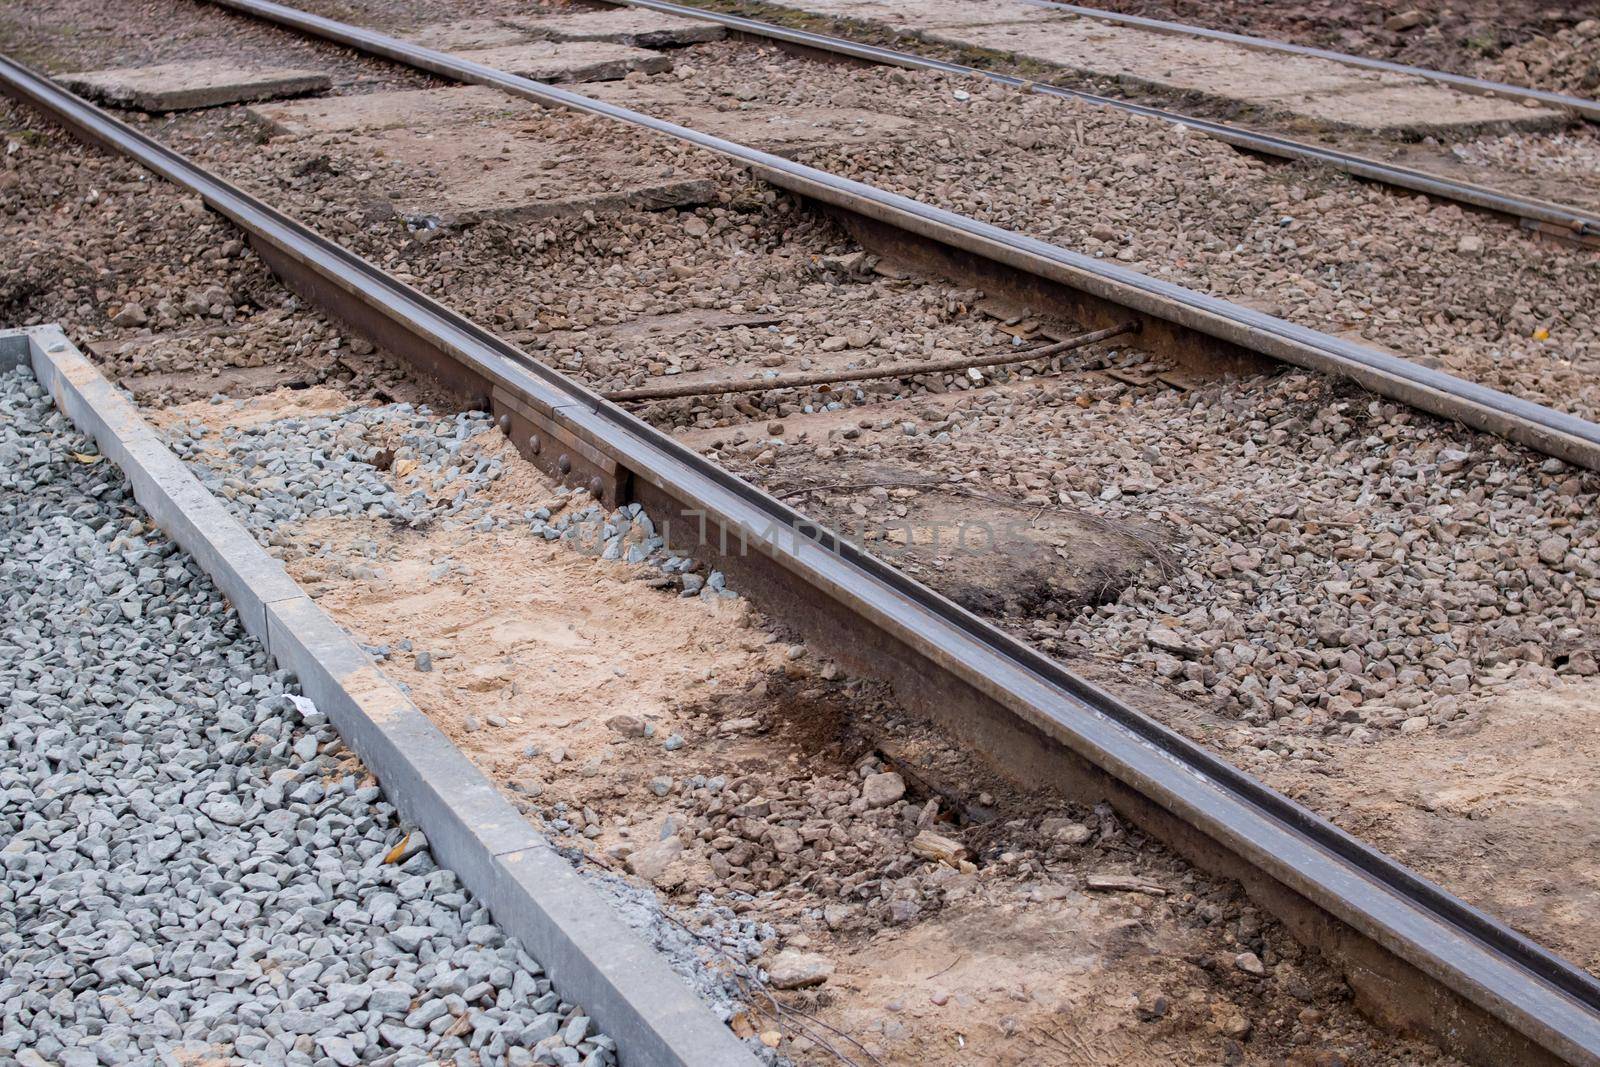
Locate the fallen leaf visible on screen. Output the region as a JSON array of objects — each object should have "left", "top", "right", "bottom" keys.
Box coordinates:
[
  {"left": 729, "top": 1013, "right": 756, "bottom": 1040},
  {"left": 70, "top": 452, "right": 103, "bottom": 464},
  {"left": 383, "top": 833, "right": 412, "bottom": 865},
  {"left": 759, "top": 1030, "right": 782, "bottom": 1049},
  {"left": 1534, "top": 327, "right": 1551, "bottom": 341}
]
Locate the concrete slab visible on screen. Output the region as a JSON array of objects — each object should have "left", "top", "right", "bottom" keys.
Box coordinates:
[
  {"left": 754, "top": 0, "right": 1565, "bottom": 132},
  {"left": 1277, "top": 80, "right": 1568, "bottom": 133},
  {"left": 381, "top": 125, "right": 714, "bottom": 223},
  {"left": 507, "top": 9, "right": 725, "bottom": 47},
  {"left": 452, "top": 40, "right": 672, "bottom": 82},
  {"left": 405, "top": 10, "right": 721, "bottom": 51},
  {"left": 250, "top": 84, "right": 530, "bottom": 137},
  {"left": 251, "top": 87, "right": 714, "bottom": 222},
  {"left": 944, "top": 18, "right": 1375, "bottom": 101},
  {"left": 758, "top": 0, "right": 1045, "bottom": 29},
  {"left": 584, "top": 79, "right": 918, "bottom": 157},
  {"left": 402, "top": 18, "right": 532, "bottom": 51},
  {"left": 59, "top": 60, "right": 329, "bottom": 112}
]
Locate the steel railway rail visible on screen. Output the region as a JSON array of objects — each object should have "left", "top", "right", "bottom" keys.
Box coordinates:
[
  {"left": 598, "top": 0, "right": 1600, "bottom": 245},
  {"left": 6, "top": 43, "right": 1600, "bottom": 1067},
  {"left": 201, "top": 0, "right": 1600, "bottom": 477}
]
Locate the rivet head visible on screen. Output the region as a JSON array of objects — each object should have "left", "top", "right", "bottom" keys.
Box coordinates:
[
  {"left": 557, "top": 453, "right": 572, "bottom": 474},
  {"left": 588, "top": 476, "right": 604, "bottom": 498},
  {"left": 498, "top": 414, "right": 511, "bottom": 434},
  {"left": 528, "top": 433, "right": 542, "bottom": 455}
]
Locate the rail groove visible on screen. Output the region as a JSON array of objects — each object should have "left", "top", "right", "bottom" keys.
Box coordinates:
[
  {"left": 600, "top": 0, "right": 1600, "bottom": 244},
  {"left": 6, "top": 40, "right": 1600, "bottom": 1067},
  {"left": 199, "top": 0, "right": 1600, "bottom": 477}
]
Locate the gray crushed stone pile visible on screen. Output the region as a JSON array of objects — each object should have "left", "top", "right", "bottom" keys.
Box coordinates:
[
  {"left": 0, "top": 365, "right": 617, "bottom": 1067},
  {"left": 166, "top": 399, "right": 739, "bottom": 601}
]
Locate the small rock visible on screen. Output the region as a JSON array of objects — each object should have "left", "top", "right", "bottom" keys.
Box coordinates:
[
  {"left": 606, "top": 713, "right": 647, "bottom": 736},
  {"left": 861, "top": 771, "right": 906, "bottom": 808},
  {"left": 111, "top": 302, "right": 148, "bottom": 327},
  {"left": 626, "top": 837, "right": 684, "bottom": 883},
  {"left": 1537, "top": 535, "right": 1569, "bottom": 567},
  {"left": 765, "top": 949, "right": 834, "bottom": 990}
]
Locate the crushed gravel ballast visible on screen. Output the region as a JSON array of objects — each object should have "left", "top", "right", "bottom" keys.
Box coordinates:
[{"left": 0, "top": 363, "right": 618, "bottom": 1067}]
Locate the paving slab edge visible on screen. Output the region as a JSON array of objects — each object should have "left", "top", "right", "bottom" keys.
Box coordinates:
[{"left": 3, "top": 323, "right": 760, "bottom": 1067}]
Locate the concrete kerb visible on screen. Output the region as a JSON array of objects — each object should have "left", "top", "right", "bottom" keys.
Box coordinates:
[{"left": 8, "top": 323, "right": 761, "bottom": 1067}]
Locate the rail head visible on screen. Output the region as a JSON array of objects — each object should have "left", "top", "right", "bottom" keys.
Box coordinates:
[{"left": 7, "top": 35, "right": 1600, "bottom": 1067}]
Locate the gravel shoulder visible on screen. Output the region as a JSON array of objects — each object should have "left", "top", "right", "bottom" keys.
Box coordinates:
[{"left": 0, "top": 365, "right": 617, "bottom": 1067}]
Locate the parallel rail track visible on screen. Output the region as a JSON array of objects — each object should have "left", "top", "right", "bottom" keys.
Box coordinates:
[
  {"left": 600, "top": 0, "right": 1600, "bottom": 245},
  {"left": 204, "top": 0, "right": 1600, "bottom": 477},
  {"left": 7, "top": 29, "right": 1600, "bottom": 1067}
]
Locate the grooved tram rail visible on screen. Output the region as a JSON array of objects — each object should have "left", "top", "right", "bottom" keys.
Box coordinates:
[{"left": 6, "top": 40, "right": 1600, "bottom": 1067}]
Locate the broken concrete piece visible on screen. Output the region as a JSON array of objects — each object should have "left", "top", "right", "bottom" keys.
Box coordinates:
[
  {"left": 59, "top": 60, "right": 329, "bottom": 112},
  {"left": 584, "top": 80, "right": 919, "bottom": 158},
  {"left": 249, "top": 87, "right": 715, "bottom": 224},
  {"left": 508, "top": 9, "right": 725, "bottom": 47},
  {"left": 909, "top": 829, "right": 967, "bottom": 867},
  {"left": 451, "top": 40, "right": 672, "bottom": 82},
  {"left": 1085, "top": 872, "right": 1168, "bottom": 896}
]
